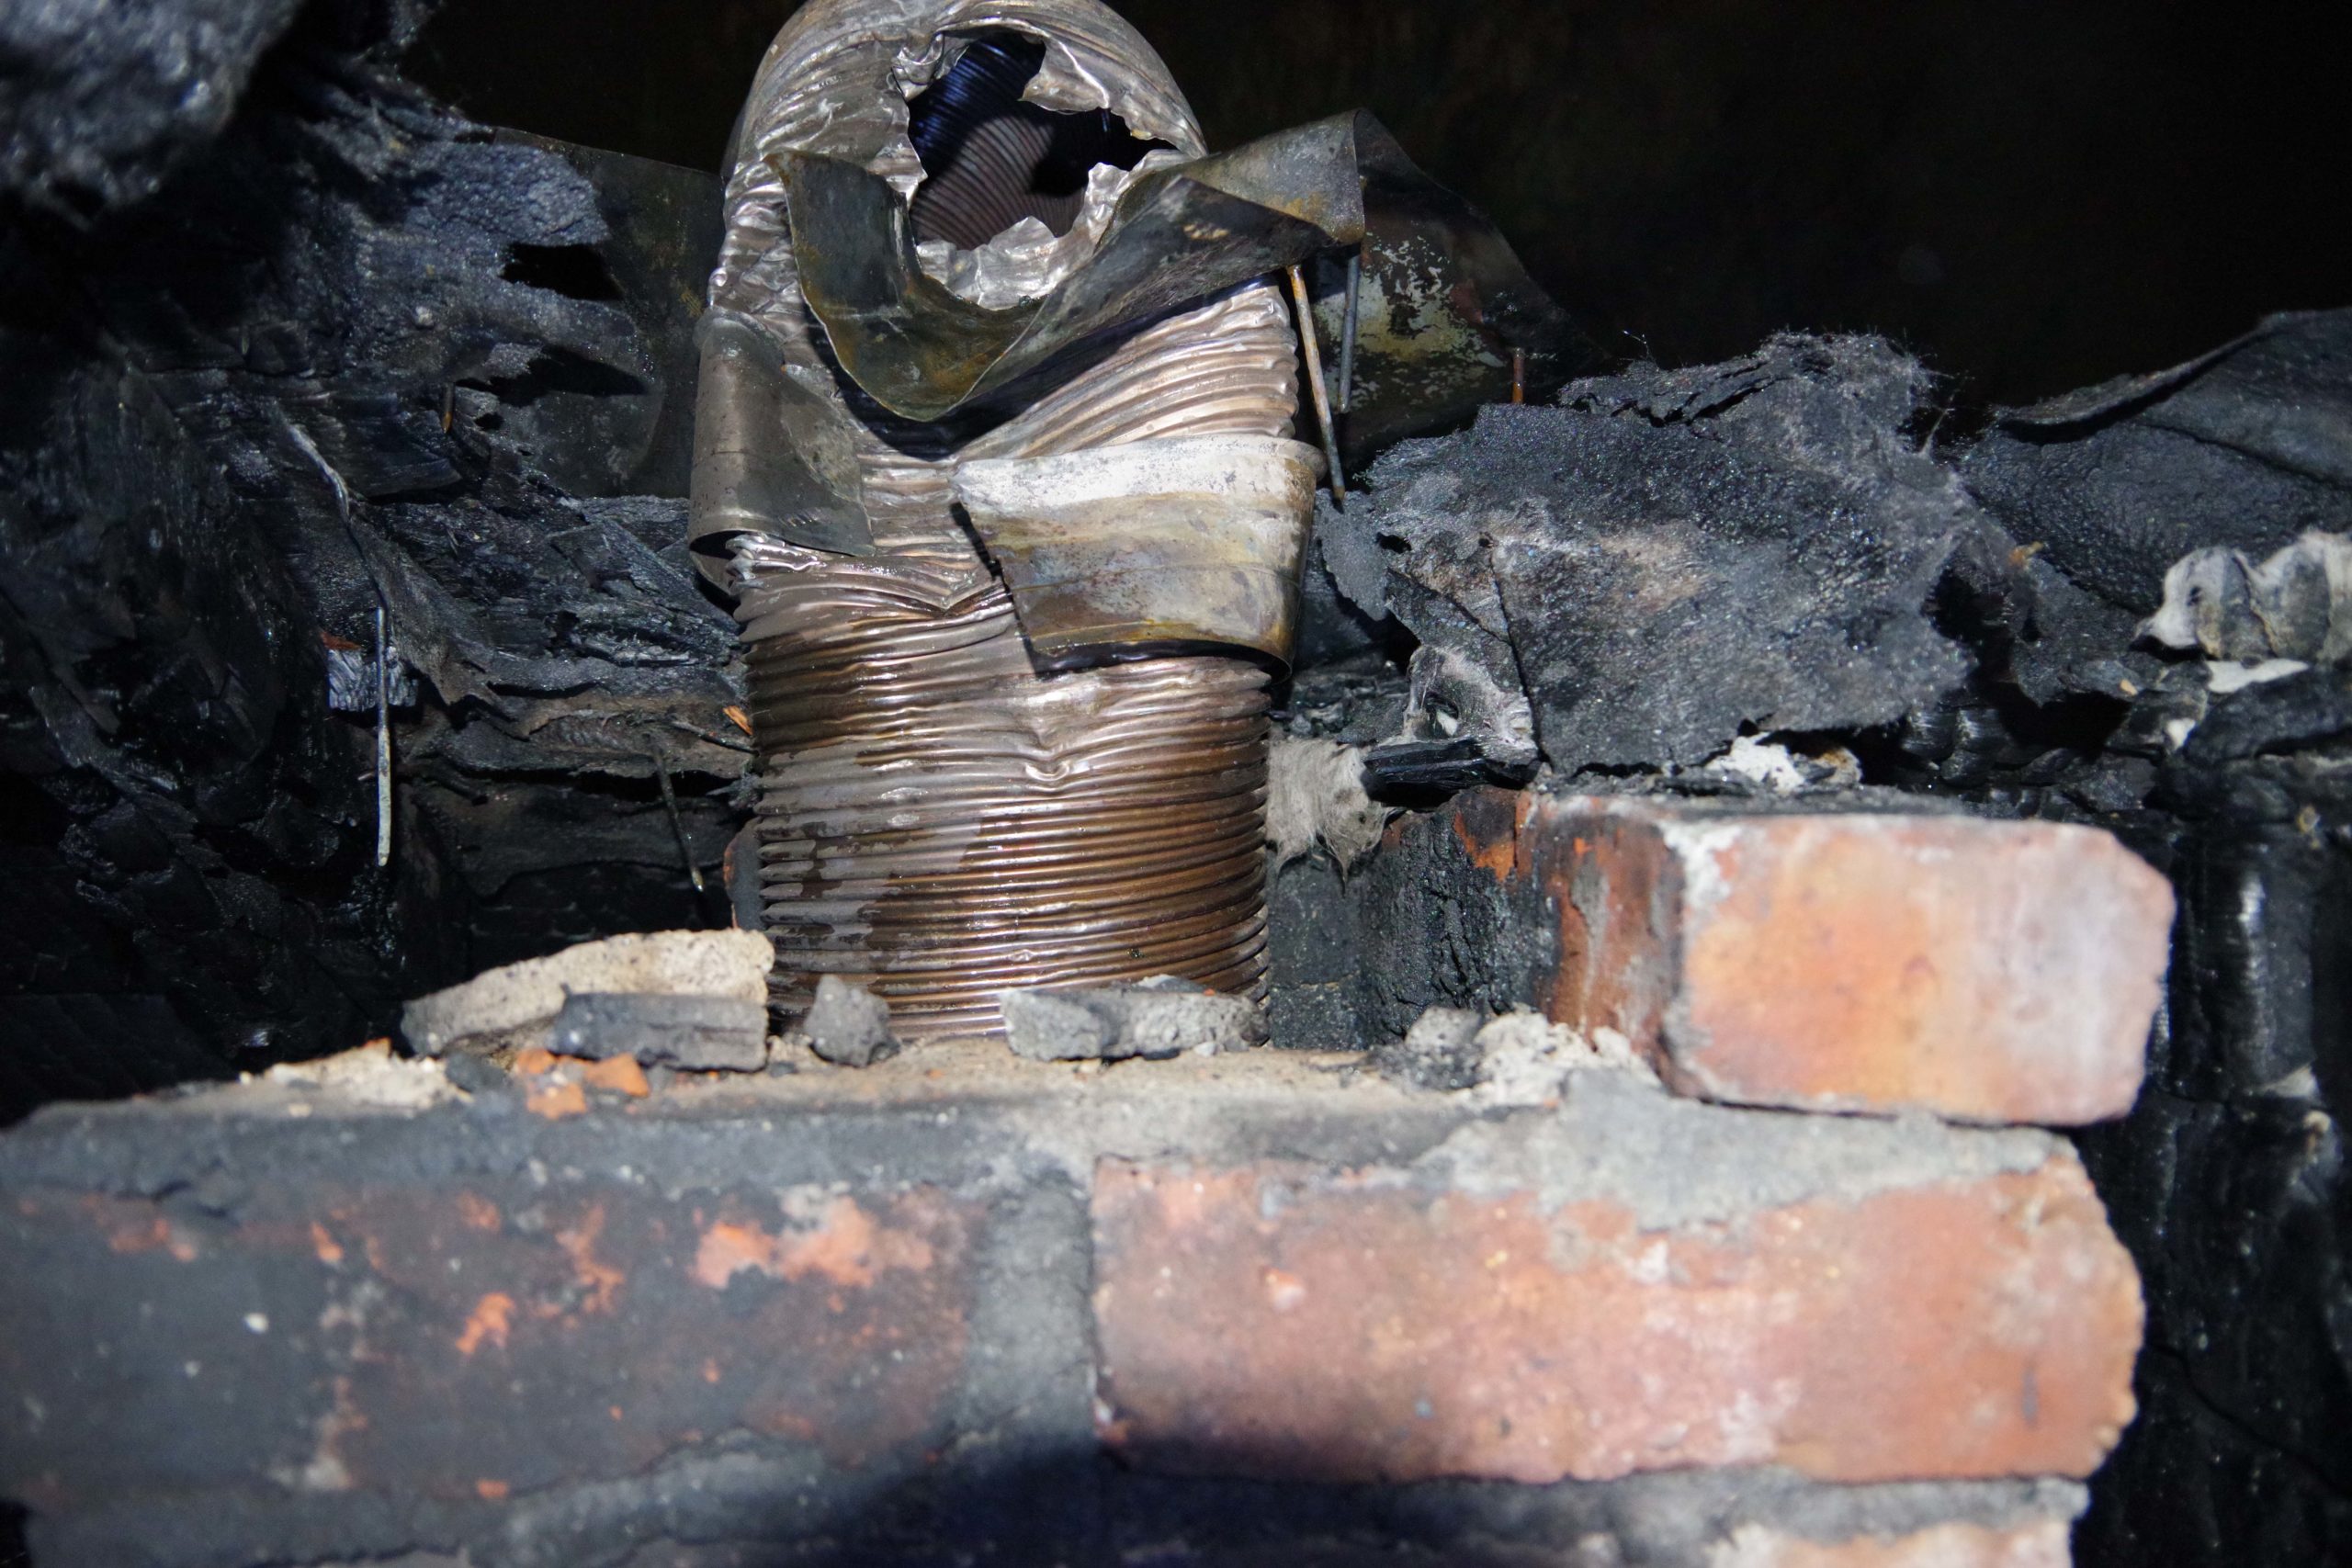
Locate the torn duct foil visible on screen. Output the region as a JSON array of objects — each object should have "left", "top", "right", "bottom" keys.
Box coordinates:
[{"left": 693, "top": 0, "right": 1575, "bottom": 1040}]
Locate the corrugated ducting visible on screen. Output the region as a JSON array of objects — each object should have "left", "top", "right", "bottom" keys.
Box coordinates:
[{"left": 700, "top": 0, "right": 1308, "bottom": 1040}]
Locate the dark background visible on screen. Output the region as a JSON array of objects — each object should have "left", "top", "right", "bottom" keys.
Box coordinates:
[{"left": 410, "top": 0, "right": 2352, "bottom": 409}]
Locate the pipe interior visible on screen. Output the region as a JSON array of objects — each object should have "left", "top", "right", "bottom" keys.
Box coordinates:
[{"left": 906, "top": 31, "right": 1167, "bottom": 249}]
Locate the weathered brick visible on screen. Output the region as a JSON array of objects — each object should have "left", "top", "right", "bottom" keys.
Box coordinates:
[
  {"left": 2, "top": 1178, "right": 975, "bottom": 1516},
  {"left": 2, "top": 1051, "right": 2120, "bottom": 1566},
  {"left": 1710, "top": 1518, "right": 2070, "bottom": 1567},
  {"left": 1091, "top": 1081, "right": 2142, "bottom": 1487},
  {"left": 1441, "top": 791, "right": 2174, "bottom": 1123}
]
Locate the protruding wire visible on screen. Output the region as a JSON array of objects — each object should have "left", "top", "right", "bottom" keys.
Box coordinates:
[
  {"left": 1511, "top": 347, "right": 1526, "bottom": 405},
  {"left": 374, "top": 604, "right": 391, "bottom": 867},
  {"left": 288, "top": 418, "right": 395, "bottom": 870},
  {"left": 1285, "top": 264, "right": 1345, "bottom": 507},
  {"left": 1338, "top": 248, "right": 1362, "bottom": 414},
  {"left": 652, "top": 751, "right": 707, "bottom": 893}
]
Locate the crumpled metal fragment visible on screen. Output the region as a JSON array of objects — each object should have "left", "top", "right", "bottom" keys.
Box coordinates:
[
  {"left": 691, "top": 6, "right": 1587, "bottom": 569},
  {"left": 775, "top": 110, "right": 1374, "bottom": 423},
  {"left": 952, "top": 434, "right": 1320, "bottom": 664}
]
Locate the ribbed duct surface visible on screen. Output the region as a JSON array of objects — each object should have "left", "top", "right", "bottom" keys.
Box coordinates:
[{"left": 701, "top": 0, "right": 1305, "bottom": 1041}]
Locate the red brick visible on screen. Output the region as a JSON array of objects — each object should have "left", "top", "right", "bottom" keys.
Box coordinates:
[
  {"left": 1455, "top": 792, "right": 2173, "bottom": 1124},
  {"left": 1091, "top": 1151, "right": 2141, "bottom": 1486}
]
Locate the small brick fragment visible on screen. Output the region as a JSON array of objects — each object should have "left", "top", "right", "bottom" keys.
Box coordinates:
[
  {"left": 525, "top": 1079, "right": 587, "bottom": 1120},
  {"left": 579, "top": 1055, "right": 650, "bottom": 1098},
  {"left": 1445, "top": 792, "right": 2173, "bottom": 1124}
]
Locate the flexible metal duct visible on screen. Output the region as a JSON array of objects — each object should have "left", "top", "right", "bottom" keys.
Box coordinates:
[{"left": 696, "top": 0, "right": 1336, "bottom": 1040}]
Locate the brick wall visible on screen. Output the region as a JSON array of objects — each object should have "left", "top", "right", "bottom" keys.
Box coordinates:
[{"left": 0, "top": 792, "right": 2171, "bottom": 1566}]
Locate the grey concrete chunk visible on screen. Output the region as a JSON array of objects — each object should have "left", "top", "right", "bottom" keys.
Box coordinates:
[
  {"left": 400, "top": 931, "right": 774, "bottom": 1057},
  {"left": 1371, "top": 1005, "right": 1487, "bottom": 1090},
  {"left": 803, "top": 976, "right": 899, "bottom": 1067},
  {"left": 1001, "top": 978, "right": 1256, "bottom": 1062},
  {"left": 1001, "top": 990, "right": 1119, "bottom": 1061},
  {"left": 551, "top": 992, "right": 768, "bottom": 1071}
]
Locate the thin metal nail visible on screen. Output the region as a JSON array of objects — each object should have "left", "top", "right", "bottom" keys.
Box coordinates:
[
  {"left": 653, "top": 752, "right": 706, "bottom": 893},
  {"left": 1286, "top": 264, "right": 1345, "bottom": 507}
]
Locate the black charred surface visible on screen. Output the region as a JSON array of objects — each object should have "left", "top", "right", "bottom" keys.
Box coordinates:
[
  {"left": 0, "top": 0, "right": 309, "bottom": 216},
  {"left": 1964, "top": 312, "right": 2352, "bottom": 614},
  {"left": 0, "top": 3, "right": 741, "bottom": 1121},
  {"left": 1318, "top": 335, "right": 2035, "bottom": 780},
  {"left": 2064, "top": 672, "right": 2352, "bottom": 1567}
]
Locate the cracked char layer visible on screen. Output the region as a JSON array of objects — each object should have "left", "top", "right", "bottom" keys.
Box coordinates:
[{"left": 699, "top": 0, "right": 1309, "bottom": 1039}]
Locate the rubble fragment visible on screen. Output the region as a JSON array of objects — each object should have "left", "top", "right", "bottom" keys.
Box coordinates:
[
  {"left": 525, "top": 1078, "right": 589, "bottom": 1121},
  {"left": 400, "top": 931, "right": 774, "bottom": 1058},
  {"left": 258, "top": 1039, "right": 455, "bottom": 1111},
  {"left": 578, "top": 1055, "right": 650, "bottom": 1098},
  {"left": 550, "top": 991, "right": 768, "bottom": 1072},
  {"left": 1466, "top": 1010, "right": 1653, "bottom": 1106},
  {"left": 1699, "top": 735, "right": 1862, "bottom": 795},
  {"left": 2175, "top": 661, "right": 2352, "bottom": 768},
  {"left": 2143, "top": 530, "right": 2352, "bottom": 665},
  {"left": 1370, "top": 1006, "right": 1486, "bottom": 1091},
  {"left": 801, "top": 976, "right": 900, "bottom": 1068},
  {"left": 1001, "top": 978, "right": 1258, "bottom": 1062},
  {"left": 1370, "top": 1005, "right": 1653, "bottom": 1099}
]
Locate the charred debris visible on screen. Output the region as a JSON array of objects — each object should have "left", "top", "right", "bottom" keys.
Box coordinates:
[
  {"left": 1, "top": 0, "right": 742, "bottom": 1110},
  {"left": 0, "top": 6, "right": 2348, "bottom": 1561}
]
